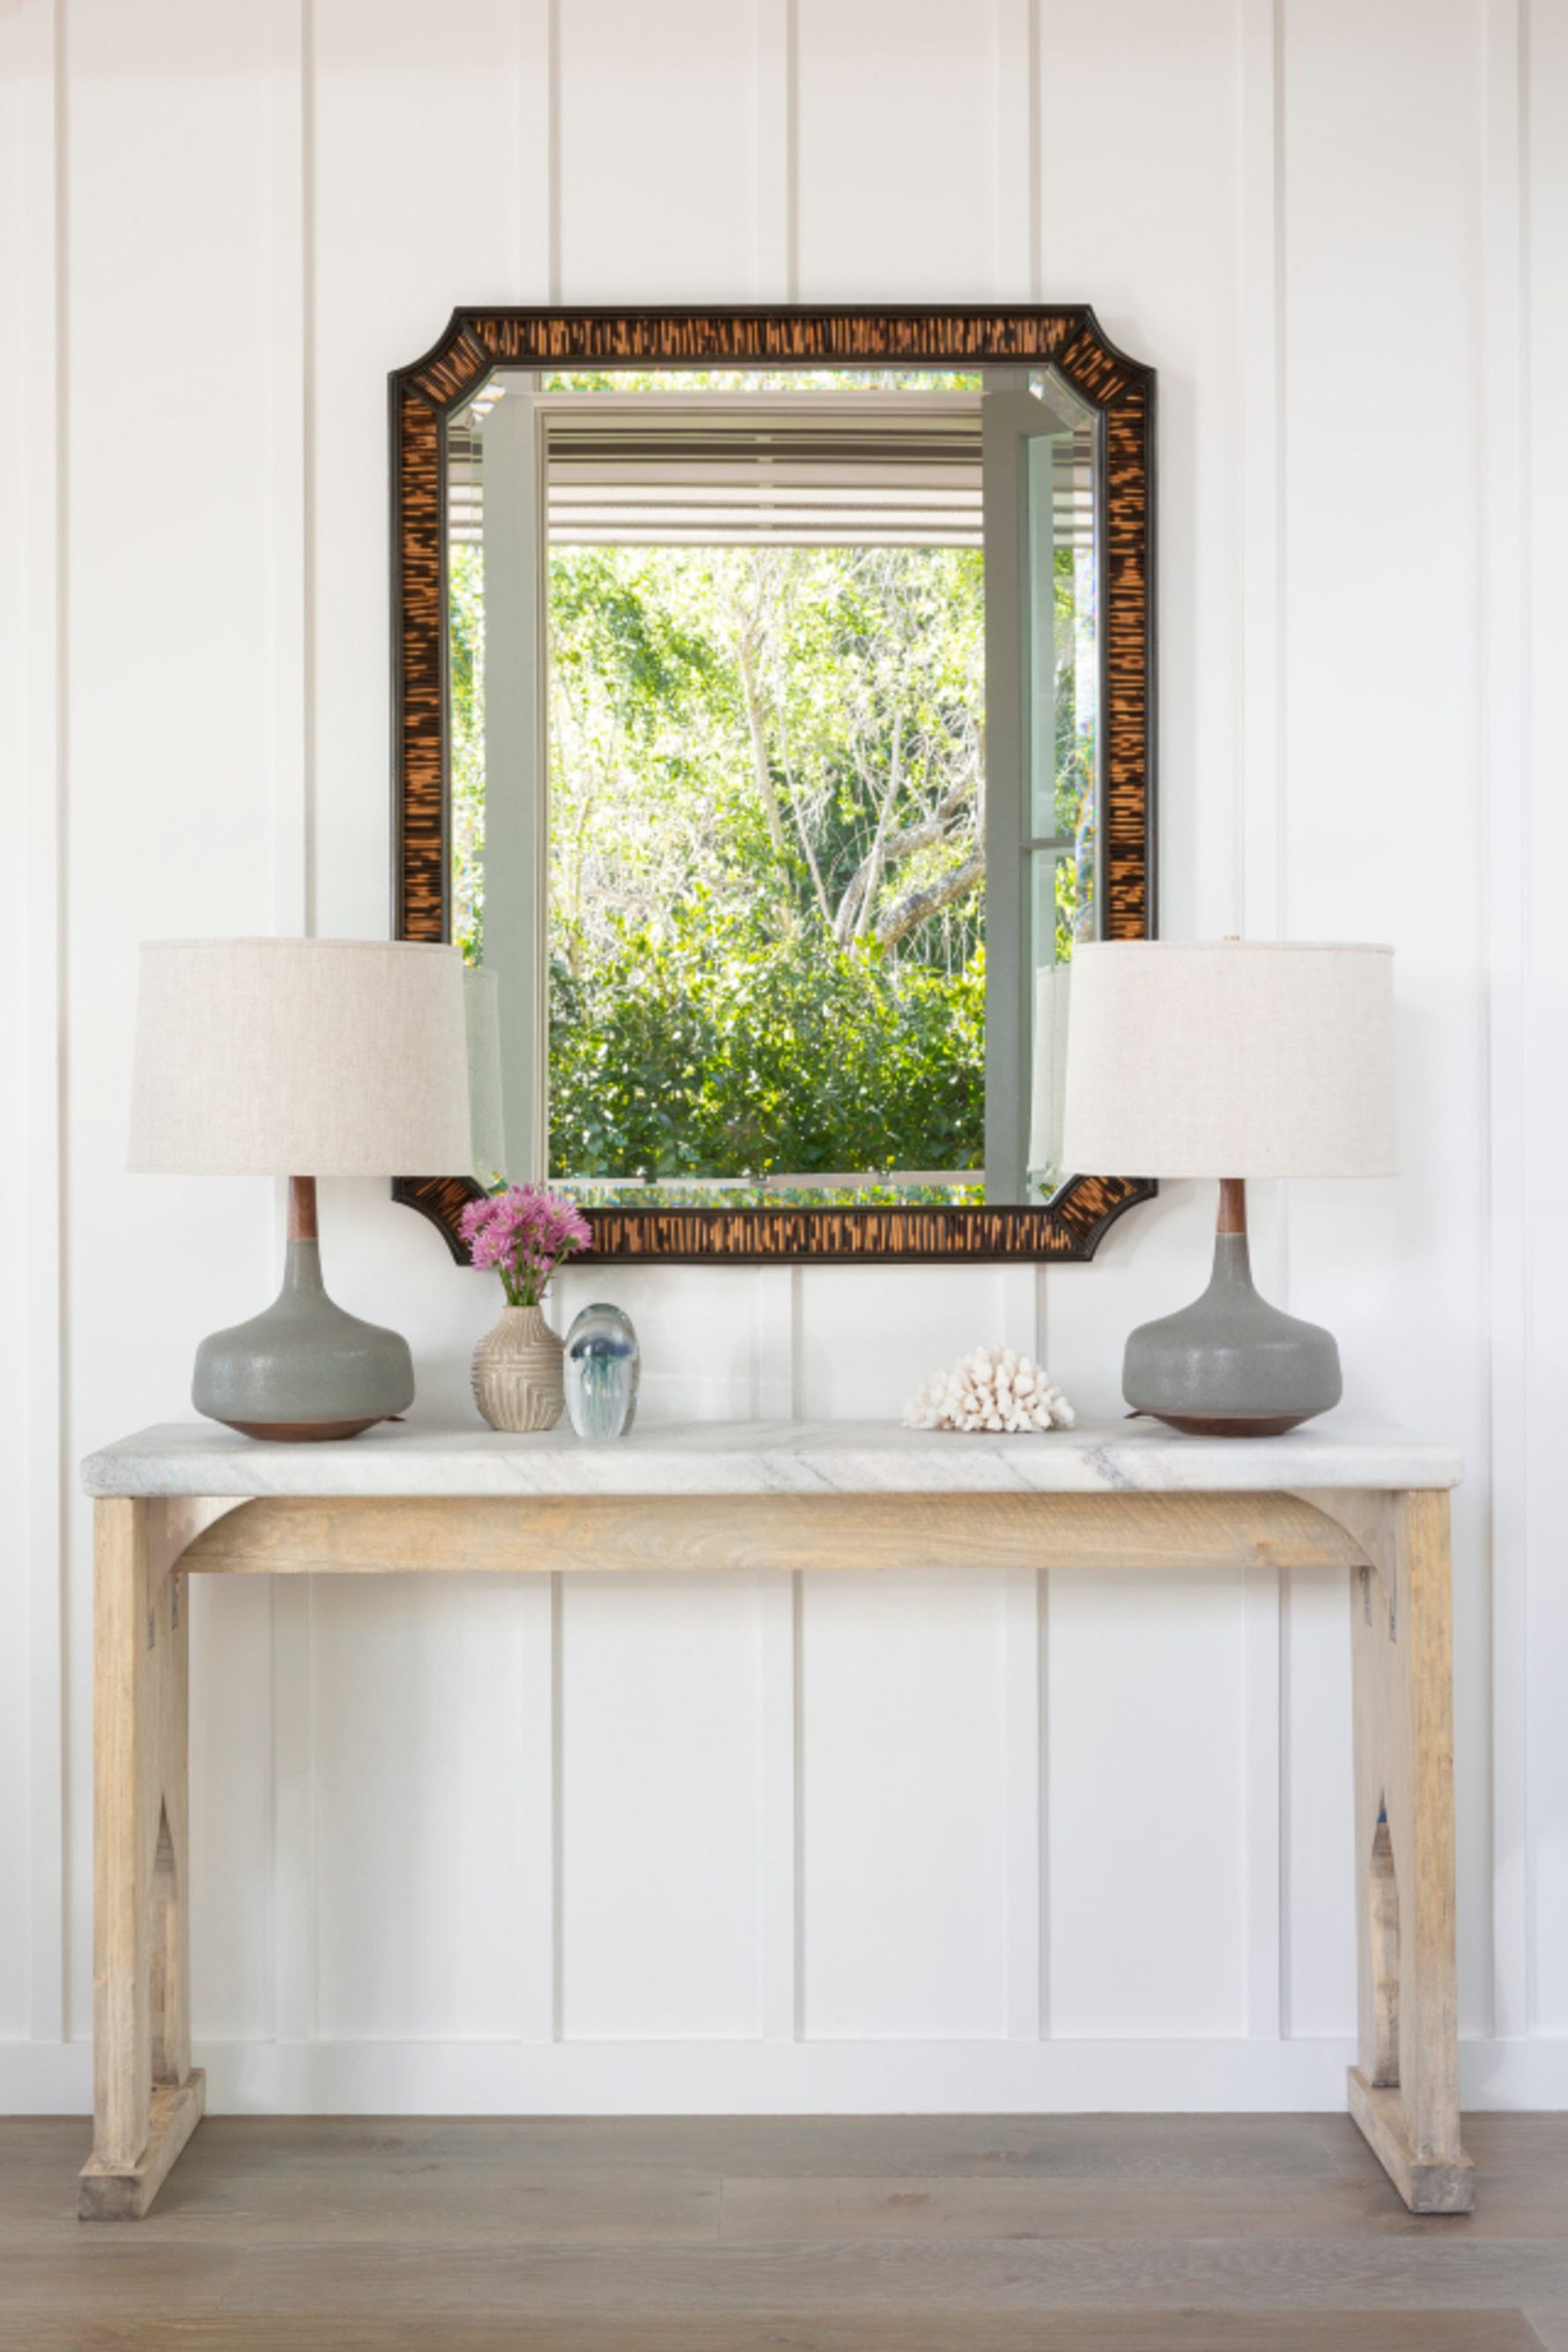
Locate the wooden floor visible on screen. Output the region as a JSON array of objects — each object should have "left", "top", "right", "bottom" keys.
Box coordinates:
[{"left": 3, "top": 2112, "right": 1566, "bottom": 2350}]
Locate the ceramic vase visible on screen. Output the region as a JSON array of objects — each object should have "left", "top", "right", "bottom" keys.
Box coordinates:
[{"left": 470, "top": 1303, "right": 565, "bottom": 1432}]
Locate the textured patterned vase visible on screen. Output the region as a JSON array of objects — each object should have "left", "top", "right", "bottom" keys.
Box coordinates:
[{"left": 470, "top": 1304, "right": 565, "bottom": 1432}]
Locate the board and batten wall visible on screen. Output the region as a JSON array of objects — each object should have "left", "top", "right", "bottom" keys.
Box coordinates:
[{"left": 1, "top": 0, "right": 1564, "bottom": 2112}]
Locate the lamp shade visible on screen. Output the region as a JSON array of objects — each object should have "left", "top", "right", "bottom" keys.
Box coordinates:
[
  {"left": 1060, "top": 940, "right": 1396, "bottom": 1180},
  {"left": 129, "top": 938, "right": 473, "bottom": 1176}
]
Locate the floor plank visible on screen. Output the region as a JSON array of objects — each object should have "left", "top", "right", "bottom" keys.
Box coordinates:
[
  {"left": 75, "top": 2144, "right": 719, "bottom": 2246},
  {"left": 215, "top": 2235, "right": 1568, "bottom": 2315},
  {"left": 149, "top": 2112, "right": 1355, "bottom": 2182},
  {"left": 718, "top": 2169, "right": 1568, "bottom": 2240},
  {"left": 0, "top": 2311, "right": 1550, "bottom": 2352}
]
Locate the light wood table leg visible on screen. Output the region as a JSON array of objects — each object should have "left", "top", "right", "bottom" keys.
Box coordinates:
[
  {"left": 1331, "top": 1486, "right": 1474, "bottom": 2213},
  {"left": 79, "top": 1498, "right": 204, "bottom": 2219}
]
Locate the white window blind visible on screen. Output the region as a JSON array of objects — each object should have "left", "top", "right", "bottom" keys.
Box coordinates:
[{"left": 449, "top": 396, "right": 1094, "bottom": 551}]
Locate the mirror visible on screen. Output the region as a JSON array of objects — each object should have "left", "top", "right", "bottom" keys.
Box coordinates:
[{"left": 392, "top": 310, "right": 1155, "bottom": 1263}]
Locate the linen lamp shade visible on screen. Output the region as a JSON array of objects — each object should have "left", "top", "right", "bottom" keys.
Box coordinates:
[
  {"left": 129, "top": 937, "right": 474, "bottom": 1441},
  {"left": 1060, "top": 939, "right": 1399, "bottom": 1437},
  {"left": 129, "top": 938, "right": 472, "bottom": 1176},
  {"left": 1061, "top": 940, "right": 1396, "bottom": 1182}
]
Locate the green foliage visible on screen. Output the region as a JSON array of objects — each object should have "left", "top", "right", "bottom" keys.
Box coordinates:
[
  {"left": 450, "top": 499, "right": 1097, "bottom": 1190},
  {"left": 543, "top": 540, "right": 989, "bottom": 1183},
  {"left": 548, "top": 895, "right": 984, "bottom": 1187},
  {"left": 450, "top": 546, "right": 485, "bottom": 965}
]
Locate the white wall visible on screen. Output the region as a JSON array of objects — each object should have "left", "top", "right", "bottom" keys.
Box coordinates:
[{"left": 2, "top": 0, "right": 1564, "bottom": 2112}]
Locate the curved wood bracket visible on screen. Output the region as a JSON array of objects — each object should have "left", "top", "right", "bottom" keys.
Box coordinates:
[{"left": 145, "top": 1495, "right": 249, "bottom": 1604}]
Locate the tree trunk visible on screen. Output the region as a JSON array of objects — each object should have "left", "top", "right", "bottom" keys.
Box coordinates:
[
  {"left": 873, "top": 847, "right": 987, "bottom": 950},
  {"left": 736, "top": 630, "right": 789, "bottom": 860},
  {"left": 833, "top": 719, "right": 906, "bottom": 947}
]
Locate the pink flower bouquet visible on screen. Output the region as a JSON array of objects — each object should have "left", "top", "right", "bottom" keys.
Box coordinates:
[{"left": 459, "top": 1185, "right": 592, "bottom": 1308}]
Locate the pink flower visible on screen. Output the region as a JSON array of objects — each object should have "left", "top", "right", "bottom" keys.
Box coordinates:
[{"left": 462, "top": 1185, "right": 592, "bottom": 1306}]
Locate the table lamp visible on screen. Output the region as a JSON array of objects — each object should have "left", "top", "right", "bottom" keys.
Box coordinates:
[
  {"left": 129, "top": 938, "right": 472, "bottom": 1440},
  {"left": 1060, "top": 940, "right": 1396, "bottom": 1435}
]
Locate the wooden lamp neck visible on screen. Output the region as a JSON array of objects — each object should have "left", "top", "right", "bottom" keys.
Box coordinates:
[
  {"left": 1217, "top": 1178, "right": 1247, "bottom": 1238},
  {"left": 288, "top": 1175, "right": 318, "bottom": 1242}
]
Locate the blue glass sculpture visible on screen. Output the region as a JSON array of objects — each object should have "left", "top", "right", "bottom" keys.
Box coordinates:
[{"left": 564, "top": 1303, "right": 640, "bottom": 1441}]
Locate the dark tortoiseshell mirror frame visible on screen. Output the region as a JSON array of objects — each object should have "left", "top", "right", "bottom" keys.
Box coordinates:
[{"left": 390, "top": 305, "right": 1155, "bottom": 1266}]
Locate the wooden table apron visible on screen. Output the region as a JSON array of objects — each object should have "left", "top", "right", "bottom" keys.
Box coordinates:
[{"left": 78, "top": 1481, "right": 1474, "bottom": 2220}]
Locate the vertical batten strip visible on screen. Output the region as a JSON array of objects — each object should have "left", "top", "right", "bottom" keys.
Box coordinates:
[
  {"left": 755, "top": 1269, "right": 798, "bottom": 1420},
  {"left": 1238, "top": 0, "right": 1285, "bottom": 2042},
  {"left": 755, "top": 0, "right": 800, "bottom": 2038},
  {"left": 270, "top": 1582, "right": 318, "bottom": 2045},
  {"left": 1243, "top": 1567, "right": 1283, "bottom": 2038},
  {"left": 268, "top": 0, "right": 318, "bottom": 2054},
  {"left": 758, "top": 1572, "right": 800, "bottom": 2039},
  {"left": 993, "top": 0, "right": 1039, "bottom": 300},
  {"left": 999, "top": 1251, "right": 1048, "bottom": 2008},
  {"left": 508, "top": 1579, "right": 552, "bottom": 2045},
  {"left": 995, "top": 0, "right": 1047, "bottom": 2022},
  {"left": 1002, "top": 1566, "right": 1045, "bottom": 2039},
  {"left": 513, "top": 0, "right": 560, "bottom": 2049},
  {"left": 517, "top": 0, "right": 556, "bottom": 300},
  {"left": 997, "top": 1266, "right": 1041, "bottom": 1367},
  {"left": 270, "top": 0, "right": 310, "bottom": 936},
  {"left": 1239, "top": 0, "right": 1286, "bottom": 943},
  {"left": 1481, "top": 0, "right": 1529, "bottom": 2045},
  {"left": 755, "top": 0, "right": 796, "bottom": 302},
  {"left": 547, "top": 0, "right": 562, "bottom": 305},
  {"left": 15, "top": 0, "right": 67, "bottom": 2048},
  {"left": 550, "top": 1571, "right": 565, "bottom": 2039},
  {"left": 1002, "top": 0, "right": 1048, "bottom": 2041}
]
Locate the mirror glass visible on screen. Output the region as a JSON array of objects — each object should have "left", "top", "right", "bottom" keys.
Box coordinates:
[{"left": 446, "top": 363, "right": 1103, "bottom": 1210}]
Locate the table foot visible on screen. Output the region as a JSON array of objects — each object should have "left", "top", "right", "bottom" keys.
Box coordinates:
[
  {"left": 78, "top": 2068, "right": 205, "bottom": 2220},
  {"left": 1348, "top": 2065, "right": 1474, "bottom": 2214}
]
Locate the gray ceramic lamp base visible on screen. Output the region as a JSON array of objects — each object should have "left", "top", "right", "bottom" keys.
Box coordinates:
[
  {"left": 192, "top": 1179, "right": 413, "bottom": 1442},
  {"left": 1123, "top": 1180, "right": 1342, "bottom": 1438}
]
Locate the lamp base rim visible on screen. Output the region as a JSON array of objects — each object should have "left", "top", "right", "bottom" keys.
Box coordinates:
[
  {"left": 1128, "top": 1408, "right": 1327, "bottom": 1439},
  {"left": 214, "top": 1415, "right": 388, "bottom": 1443}
]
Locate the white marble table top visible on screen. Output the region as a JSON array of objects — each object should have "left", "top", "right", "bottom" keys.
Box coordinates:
[{"left": 82, "top": 1416, "right": 1461, "bottom": 1499}]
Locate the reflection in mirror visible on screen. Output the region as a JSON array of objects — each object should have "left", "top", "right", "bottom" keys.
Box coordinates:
[{"left": 447, "top": 365, "right": 1103, "bottom": 1210}]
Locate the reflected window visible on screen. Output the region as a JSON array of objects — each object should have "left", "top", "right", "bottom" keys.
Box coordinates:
[{"left": 447, "top": 366, "right": 1101, "bottom": 1208}]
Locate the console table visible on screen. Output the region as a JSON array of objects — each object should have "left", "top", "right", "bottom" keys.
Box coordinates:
[{"left": 78, "top": 1416, "right": 1471, "bottom": 2219}]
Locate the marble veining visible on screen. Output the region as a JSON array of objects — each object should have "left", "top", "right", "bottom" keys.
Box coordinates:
[{"left": 81, "top": 1415, "right": 1461, "bottom": 1499}]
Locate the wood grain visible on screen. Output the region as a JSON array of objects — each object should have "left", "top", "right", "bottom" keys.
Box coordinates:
[
  {"left": 1349, "top": 2071, "right": 1475, "bottom": 2219},
  {"left": 172, "top": 1490, "right": 1372, "bottom": 1581},
  {"left": 78, "top": 2074, "right": 206, "bottom": 2222},
  {"left": 1307, "top": 1488, "right": 1473, "bottom": 2214},
  {"left": 714, "top": 2170, "right": 1466, "bottom": 2243},
  {"left": 145, "top": 1497, "right": 244, "bottom": 1603},
  {"left": 212, "top": 2233, "right": 1568, "bottom": 2315},
  {"left": 85, "top": 1499, "right": 201, "bottom": 2211},
  {"left": 0, "top": 2307, "right": 1551, "bottom": 2352},
  {"left": 286, "top": 1176, "right": 317, "bottom": 1242},
  {"left": 89, "top": 1500, "right": 153, "bottom": 2171}
]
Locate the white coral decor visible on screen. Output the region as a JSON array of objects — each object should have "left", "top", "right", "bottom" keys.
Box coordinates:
[{"left": 903, "top": 1345, "right": 1076, "bottom": 1435}]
